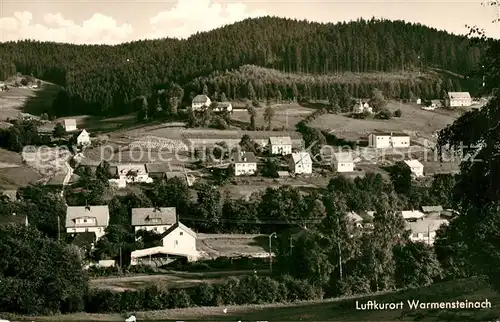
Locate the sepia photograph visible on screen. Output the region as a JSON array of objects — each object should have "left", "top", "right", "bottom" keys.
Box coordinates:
[{"left": 0, "top": 0, "right": 499, "bottom": 321}]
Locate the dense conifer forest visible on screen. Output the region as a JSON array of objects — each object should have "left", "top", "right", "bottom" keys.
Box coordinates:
[{"left": 0, "top": 17, "right": 485, "bottom": 116}]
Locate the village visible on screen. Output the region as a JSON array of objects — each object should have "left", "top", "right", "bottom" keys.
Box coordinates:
[{"left": 0, "top": 79, "right": 478, "bottom": 270}]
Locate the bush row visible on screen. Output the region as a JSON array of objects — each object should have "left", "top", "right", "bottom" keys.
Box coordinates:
[
  {"left": 85, "top": 275, "right": 323, "bottom": 313},
  {"left": 164, "top": 256, "right": 268, "bottom": 272},
  {"left": 86, "top": 265, "right": 157, "bottom": 278}
]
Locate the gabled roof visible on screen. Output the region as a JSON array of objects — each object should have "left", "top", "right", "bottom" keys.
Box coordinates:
[
  {"left": 269, "top": 136, "right": 292, "bottom": 146},
  {"left": 78, "top": 129, "right": 89, "bottom": 137},
  {"left": 66, "top": 206, "right": 109, "bottom": 228},
  {"left": 217, "top": 102, "right": 232, "bottom": 107},
  {"left": 145, "top": 163, "right": 171, "bottom": 173},
  {"left": 192, "top": 95, "right": 210, "bottom": 103},
  {"left": 116, "top": 163, "right": 147, "bottom": 175},
  {"left": 404, "top": 159, "right": 424, "bottom": 168},
  {"left": 332, "top": 152, "right": 354, "bottom": 163},
  {"left": 231, "top": 151, "right": 257, "bottom": 164},
  {"left": 421, "top": 206, "right": 443, "bottom": 213},
  {"left": 72, "top": 232, "right": 96, "bottom": 248},
  {"left": 291, "top": 152, "right": 312, "bottom": 165},
  {"left": 159, "top": 221, "right": 197, "bottom": 239},
  {"left": 64, "top": 119, "right": 77, "bottom": 127},
  {"left": 401, "top": 210, "right": 426, "bottom": 220},
  {"left": 1, "top": 190, "right": 18, "bottom": 200},
  {"left": 132, "top": 207, "right": 177, "bottom": 226},
  {"left": 0, "top": 213, "right": 27, "bottom": 226},
  {"left": 448, "top": 92, "right": 471, "bottom": 99}
]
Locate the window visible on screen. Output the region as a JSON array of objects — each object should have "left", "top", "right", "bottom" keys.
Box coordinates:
[
  {"left": 83, "top": 219, "right": 87, "bottom": 223},
  {"left": 163, "top": 227, "right": 167, "bottom": 231},
  {"left": 180, "top": 232, "right": 183, "bottom": 236},
  {"left": 153, "top": 227, "right": 158, "bottom": 231},
  {"left": 175, "top": 240, "right": 178, "bottom": 246},
  {"left": 85, "top": 228, "right": 89, "bottom": 232}
]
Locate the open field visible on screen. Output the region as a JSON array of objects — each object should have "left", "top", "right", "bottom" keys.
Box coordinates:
[
  {"left": 21, "top": 277, "right": 499, "bottom": 321},
  {"left": 0, "top": 81, "right": 61, "bottom": 120},
  {"left": 89, "top": 270, "right": 258, "bottom": 292},
  {"left": 311, "top": 101, "right": 461, "bottom": 142},
  {"left": 197, "top": 234, "right": 269, "bottom": 259},
  {"left": 230, "top": 103, "right": 314, "bottom": 130}
]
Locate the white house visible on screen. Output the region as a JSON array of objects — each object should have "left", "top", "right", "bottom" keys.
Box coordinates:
[
  {"left": 347, "top": 211, "right": 364, "bottom": 228},
  {"left": 116, "top": 164, "right": 152, "bottom": 184},
  {"left": 269, "top": 136, "right": 292, "bottom": 155},
  {"left": 289, "top": 152, "right": 313, "bottom": 175},
  {"left": 332, "top": 152, "right": 354, "bottom": 173},
  {"left": 191, "top": 95, "right": 211, "bottom": 111},
  {"left": 406, "top": 218, "right": 448, "bottom": 245},
  {"left": 64, "top": 119, "right": 77, "bottom": 132},
  {"left": 231, "top": 151, "right": 257, "bottom": 176},
  {"left": 400, "top": 210, "right": 426, "bottom": 221},
  {"left": 416, "top": 98, "right": 422, "bottom": 105},
  {"left": 445, "top": 92, "right": 472, "bottom": 108},
  {"left": 66, "top": 205, "right": 109, "bottom": 240},
  {"left": 214, "top": 102, "right": 233, "bottom": 112},
  {"left": 130, "top": 221, "right": 199, "bottom": 265},
  {"left": 76, "top": 129, "right": 91, "bottom": 146},
  {"left": 132, "top": 207, "right": 177, "bottom": 234},
  {"left": 404, "top": 159, "right": 424, "bottom": 177},
  {"left": 368, "top": 132, "right": 410, "bottom": 149}
]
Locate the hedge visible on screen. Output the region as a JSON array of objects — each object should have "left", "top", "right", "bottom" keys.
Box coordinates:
[
  {"left": 85, "top": 275, "right": 323, "bottom": 313},
  {"left": 164, "top": 256, "right": 268, "bottom": 272}
]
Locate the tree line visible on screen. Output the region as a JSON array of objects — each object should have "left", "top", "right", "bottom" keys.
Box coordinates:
[{"left": 0, "top": 17, "right": 484, "bottom": 116}]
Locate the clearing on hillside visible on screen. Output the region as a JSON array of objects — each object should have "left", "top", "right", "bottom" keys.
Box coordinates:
[{"left": 310, "top": 101, "right": 461, "bottom": 143}]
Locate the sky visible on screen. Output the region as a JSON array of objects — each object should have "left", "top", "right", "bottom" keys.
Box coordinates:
[{"left": 0, "top": 0, "right": 500, "bottom": 44}]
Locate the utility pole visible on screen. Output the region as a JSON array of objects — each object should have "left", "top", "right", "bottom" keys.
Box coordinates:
[
  {"left": 57, "top": 216, "right": 61, "bottom": 242},
  {"left": 269, "top": 232, "right": 277, "bottom": 273},
  {"left": 337, "top": 217, "right": 343, "bottom": 281}
]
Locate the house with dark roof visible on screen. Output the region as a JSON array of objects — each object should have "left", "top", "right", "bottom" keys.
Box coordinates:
[
  {"left": 66, "top": 205, "right": 109, "bottom": 240},
  {"left": 132, "top": 207, "right": 177, "bottom": 234},
  {"left": 130, "top": 213, "right": 199, "bottom": 265}
]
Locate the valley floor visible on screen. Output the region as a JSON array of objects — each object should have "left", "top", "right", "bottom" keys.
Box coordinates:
[{"left": 16, "top": 277, "right": 499, "bottom": 321}]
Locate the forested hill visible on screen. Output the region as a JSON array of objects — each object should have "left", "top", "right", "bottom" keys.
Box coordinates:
[{"left": 0, "top": 17, "right": 484, "bottom": 116}]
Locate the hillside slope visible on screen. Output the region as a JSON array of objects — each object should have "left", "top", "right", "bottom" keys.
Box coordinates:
[{"left": 0, "top": 17, "right": 484, "bottom": 115}]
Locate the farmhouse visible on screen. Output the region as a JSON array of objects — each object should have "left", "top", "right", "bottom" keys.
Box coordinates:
[
  {"left": 404, "top": 159, "right": 424, "bottom": 177},
  {"left": 368, "top": 132, "right": 410, "bottom": 149},
  {"left": 332, "top": 152, "right": 354, "bottom": 173},
  {"left": 145, "top": 162, "right": 171, "bottom": 179},
  {"left": 66, "top": 205, "right": 109, "bottom": 240},
  {"left": 406, "top": 218, "right": 448, "bottom": 245},
  {"left": 76, "top": 129, "right": 91, "bottom": 146},
  {"left": 0, "top": 213, "right": 28, "bottom": 226},
  {"left": 269, "top": 136, "right": 292, "bottom": 155},
  {"left": 400, "top": 210, "right": 426, "bottom": 221},
  {"left": 64, "top": 119, "right": 77, "bottom": 132},
  {"left": 132, "top": 207, "right": 177, "bottom": 234},
  {"left": 214, "top": 102, "right": 233, "bottom": 112},
  {"left": 191, "top": 94, "right": 211, "bottom": 111},
  {"left": 231, "top": 151, "right": 257, "bottom": 176},
  {"left": 116, "top": 164, "right": 152, "bottom": 183},
  {"left": 289, "top": 152, "right": 313, "bottom": 175},
  {"left": 353, "top": 100, "right": 372, "bottom": 114},
  {"left": 130, "top": 220, "right": 199, "bottom": 265},
  {"left": 430, "top": 99, "right": 443, "bottom": 108},
  {"left": 445, "top": 92, "right": 472, "bottom": 108}
]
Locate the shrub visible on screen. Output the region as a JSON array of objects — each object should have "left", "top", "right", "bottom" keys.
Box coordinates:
[
  {"left": 394, "top": 109, "right": 402, "bottom": 117},
  {"left": 84, "top": 275, "right": 323, "bottom": 313}
]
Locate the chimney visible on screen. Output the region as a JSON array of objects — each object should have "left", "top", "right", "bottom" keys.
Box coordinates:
[
  {"left": 85, "top": 205, "right": 91, "bottom": 211},
  {"left": 390, "top": 131, "right": 393, "bottom": 137}
]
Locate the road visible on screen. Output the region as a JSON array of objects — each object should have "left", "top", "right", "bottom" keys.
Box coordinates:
[{"left": 61, "top": 161, "right": 73, "bottom": 197}]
